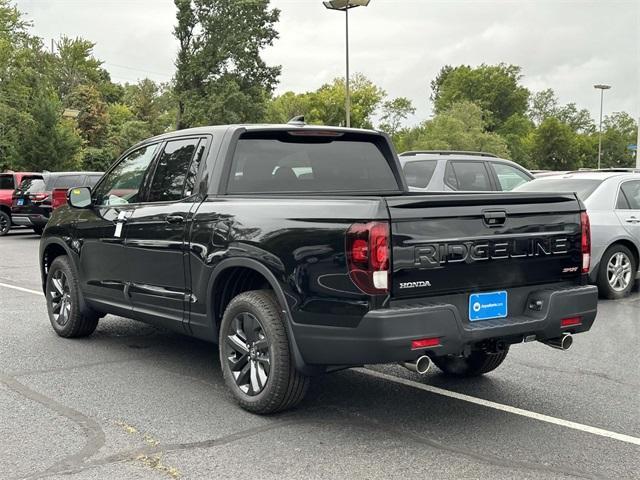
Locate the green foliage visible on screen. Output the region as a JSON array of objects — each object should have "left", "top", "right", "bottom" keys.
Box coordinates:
[
  {"left": 173, "top": 0, "right": 280, "bottom": 128},
  {"left": 529, "top": 117, "right": 582, "bottom": 170},
  {"left": 431, "top": 63, "right": 530, "bottom": 131},
  {"left": 397, "top": 101, "right": 510, "bottom": 158},
  {"left": 600, "top": 112, "right": 638, "bottom": 168},
  {"left": 379, "top": 97, "right": 416, "bottom": 139}
]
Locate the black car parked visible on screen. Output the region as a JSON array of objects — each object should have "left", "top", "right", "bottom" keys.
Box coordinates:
[
  {"left": 12, "top": 171, "right": 103, "bottom": 234},
  {"left": 39, "top": 124, "right": 598, "bottom": 414}
]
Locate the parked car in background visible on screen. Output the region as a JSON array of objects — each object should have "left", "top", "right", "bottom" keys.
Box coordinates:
[
  {"left": 399, "top": 151, "right": 534, "bottom": 191},
  {"left": 0, "top": 172, "right": 43, "bottom": 236},
  {"left": 516, "top": 171, "right": 640, "bottom": 298},
  {"left": 12, "top": 171, "right": 103, "bottom": 235}
]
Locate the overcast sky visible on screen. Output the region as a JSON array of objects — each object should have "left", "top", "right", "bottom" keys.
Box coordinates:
[{"left": 15, "top": 0, "right": 640, "bottom": 126}]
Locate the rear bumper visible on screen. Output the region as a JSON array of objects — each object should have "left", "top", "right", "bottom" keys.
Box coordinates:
[
  {"left": 292, "top": 284, "right": 598, "bottom": 366},
  {"left": 11, "top": 214, "right": 48, "bottom": 227}
]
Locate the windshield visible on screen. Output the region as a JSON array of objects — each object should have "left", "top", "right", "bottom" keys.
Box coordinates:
[
  {"left": 0, "top": 174, "right": 14, "bottom": 190},
  {"left": 227, "top": 132, "right": 400, "bottom": 194},
  {"left": 515, "top": 178, "right": 603, "bottom": 200},
  {"left": 17, "top": 176, "right": 46, "bottom": 194}
]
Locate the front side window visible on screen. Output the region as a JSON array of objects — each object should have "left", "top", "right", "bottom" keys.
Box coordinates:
[
  {"left": 492, "top": 162, "right": 531, "bottom": 191},
  {"left": 93, "top": 144, "right": 159, "bottom": 206},
  {"left": 446, "top": 161, "right": 492, "bottom": 191},
  {"left": 403, "top": 160, "right": 438, "bottom": 189},
  {"left": 147, "top": 138, "right": 202, "bottom": 203},
  {"left": 0, "top": 174, "right": 15, "bottom": 190},
  {"left": 618, "top": 181, "right": 640, "bottom": 210}
]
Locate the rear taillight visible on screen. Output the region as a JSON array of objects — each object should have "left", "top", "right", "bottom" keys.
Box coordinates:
[
  {"left": 346, "top": 221, "right": 390, "bottom": 294},
  {"left": 581, "top": 211, "right": 591, "bottom": 274}
]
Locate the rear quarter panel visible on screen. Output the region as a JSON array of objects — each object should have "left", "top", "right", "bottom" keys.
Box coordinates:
[{"left": 187, "top": 196, "right": 388, "bottom": 338}]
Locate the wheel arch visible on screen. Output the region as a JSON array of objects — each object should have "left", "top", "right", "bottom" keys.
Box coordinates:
[{"left": 207, "top": 258, "right": 315, "bottom": 374}]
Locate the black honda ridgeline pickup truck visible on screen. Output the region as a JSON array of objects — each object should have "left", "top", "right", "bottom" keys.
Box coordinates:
[{"left": 40, "top": 123, "right": 598, "bottom": 413}]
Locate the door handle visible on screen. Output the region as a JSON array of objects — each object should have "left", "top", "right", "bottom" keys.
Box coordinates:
[
  {"left": 626, "top": 218, "right": 640, "bottom": 224},
  {"left": 166, "top": 214, "right": 185, "bottom": 224}
]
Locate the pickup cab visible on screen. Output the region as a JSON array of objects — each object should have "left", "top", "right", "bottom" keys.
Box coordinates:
[
  {"left": 39, "top": 123, "right": 598, "bottom": 413},
  {"left": 0, "top": 172, "right": 42, "bottom": 236}
]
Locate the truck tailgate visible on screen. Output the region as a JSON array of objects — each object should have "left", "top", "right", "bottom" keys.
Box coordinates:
[{"left": 386, "top": 192, "right": 584, "bottom": 299}]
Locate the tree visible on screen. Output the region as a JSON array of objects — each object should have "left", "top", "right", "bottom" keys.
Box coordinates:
[
  {"left": 53, "top": 36, "right": 103, "bottom": 102},
  {"left": 529, "top": 89, "right": 595, "bottom": 133},
  {"left": 397, "top": 101, "right": 510, "bottom": 158},
  {"left": 67, "top": 84, "right": 110, "bottom": 147},
  {"left": 601, "top": 112, "right": 638, "bottom": 168},
  {"left": 173, "top": 0, "right": 281, "bottom": 128},
  {"left": 529, "top": 117, "right": 582, "bottom": 170},
  {"left": 266, "top": 74, "right": 387, "bottom": 129},
  {"left": 430, "top": 63, "right": 530, "bottom": 131},
  {"left": 378, "top": 97, "right": 415, "bottom": 138}
]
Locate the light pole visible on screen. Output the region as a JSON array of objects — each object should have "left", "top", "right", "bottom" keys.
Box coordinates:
[
  {"left": 594, "top": 84, "right": 611, "bottom": 169},
  {"left": 323, "top": 0, "right": 370, "bottom": 128}
]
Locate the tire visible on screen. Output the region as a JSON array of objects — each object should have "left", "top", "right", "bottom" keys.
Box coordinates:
[
  {"left": 33, "top": 225, "right": 44, "bottom": 236},
  {"left": 45, "top": 256, "right": 99, "bottom": 338},
  {"left": 219, "top": 290, "right": 309, "bottom": 414},
  {"left": 0, "top": 210, "right": 10, "bottom": 236},
  {"left": 597, "top": 244, "right": 636, "bottom": 300},
  {"left": 433, "top": 347, "right": 509, "bottom": 377}
]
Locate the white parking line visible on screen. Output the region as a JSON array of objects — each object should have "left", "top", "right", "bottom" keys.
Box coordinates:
[
  {"left": 359, "top": 368, "right": 640, "bottom": 447},
  {"left": 0, "top": 282, "right": 43, "bottom": 297}
]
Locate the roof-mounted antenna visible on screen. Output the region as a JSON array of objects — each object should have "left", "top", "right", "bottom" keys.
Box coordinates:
[{"left": 288, "top": 115, "right": 306, "bottom": 126}]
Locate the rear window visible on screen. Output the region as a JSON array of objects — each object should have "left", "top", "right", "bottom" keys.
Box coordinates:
[
  {"left": 0, "top": 174, "right": 15, "bottom": 190},
  {"left": 515, "top": 178, "right": 603, "bottom": 200},
  {"left": 227, "top": 133, "right": 399, "bottom": 194},
  {"left": 403, "top": 160, "right": 437, "bottom": 189},
  {"left": 18, "top": 176, "right": 46, "bottom": 193}
]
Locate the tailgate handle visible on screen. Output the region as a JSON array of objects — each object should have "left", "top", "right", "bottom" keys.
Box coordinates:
[{"left": 483, "top": 211, "right": 506, "bottom": 226}]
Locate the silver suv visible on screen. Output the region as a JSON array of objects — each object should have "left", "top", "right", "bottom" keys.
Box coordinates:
[{"left": 399, "top": 151, "right": 533, "bottom": 192}]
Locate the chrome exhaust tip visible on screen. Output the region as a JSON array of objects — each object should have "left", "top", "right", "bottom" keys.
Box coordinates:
[
  {"left": 401, "top": 355, "right": 432, "bottom": 375},
  {"left": 541, "top": 333, "right": 573, "bottom": 351}
]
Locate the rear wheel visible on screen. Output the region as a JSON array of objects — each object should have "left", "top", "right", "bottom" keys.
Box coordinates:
[
  {"left": 597, "top": 244, "right": 636, "bottom": 299},
  {"left": 0, "top": 210, "right": 10, "bottom": 236},
  {"left": 219, "top": 290, "right": 309, "bottom": 414},
  {"left": 433, "top": 347, "right": 509, "bottom": 377},
  {"left": 46, "top": 256, "right": 99, "bottom": 338}
]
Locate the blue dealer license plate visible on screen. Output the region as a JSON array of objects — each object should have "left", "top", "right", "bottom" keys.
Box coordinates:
[{"left": 469, "top": 291, "right": 508, "bottom": 321}]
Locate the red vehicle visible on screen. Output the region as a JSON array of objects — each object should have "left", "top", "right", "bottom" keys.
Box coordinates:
[{"left": 0, "top": 172, "right": 42, "bottom": 236}]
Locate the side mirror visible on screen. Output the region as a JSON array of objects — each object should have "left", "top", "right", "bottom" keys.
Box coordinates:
[{"left": 68, "top": 187, "right": 92, "bottom": 209}]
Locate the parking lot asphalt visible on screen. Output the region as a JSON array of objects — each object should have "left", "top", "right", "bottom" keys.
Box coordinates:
[{"left": 0, "top": 228, "right": 638, "bottom": 480}]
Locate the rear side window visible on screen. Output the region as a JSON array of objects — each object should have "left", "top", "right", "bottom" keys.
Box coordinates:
[
  {"left": 403, "top": 160, "right": 437, "bottom": 189},
  {"left": 227, "top": 133, "right": 399, "bottom": 194},
  {"left": 491, "top": 162, "right": 531, "bottom": 191},
  {"left": 18, "top": 176, "right": 46, "bottom": 193},
  {"left": 445, "top": 161, "right": 492, "bottom": 191},
  {"left": 147, "top": 138, "right": 202, "bottom": 202},
  {"left": 53, "top": 175, "right": 83, "bottom": 189},
  {"left": 618, "top": 181, "right": 640, "bottom": 210},
  {"left": 0, "top": 174, "right": 15, "bottom": 190}
]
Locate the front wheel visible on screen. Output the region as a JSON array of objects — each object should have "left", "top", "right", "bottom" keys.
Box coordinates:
[
  {"left": 432, "top": 347, "right": 509, "bottom": 377},
  {"left": 0, "top": 210, "right": 11, "bottom": 236},
  {"left": 46, "top": 256, "right": 99, "bottom": 338},
  {"left": 219, "top": 290, "right": 309, "bottom": 414},
  {"left": 597, "top": 244, "right": 636, "bottom": 299}
]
